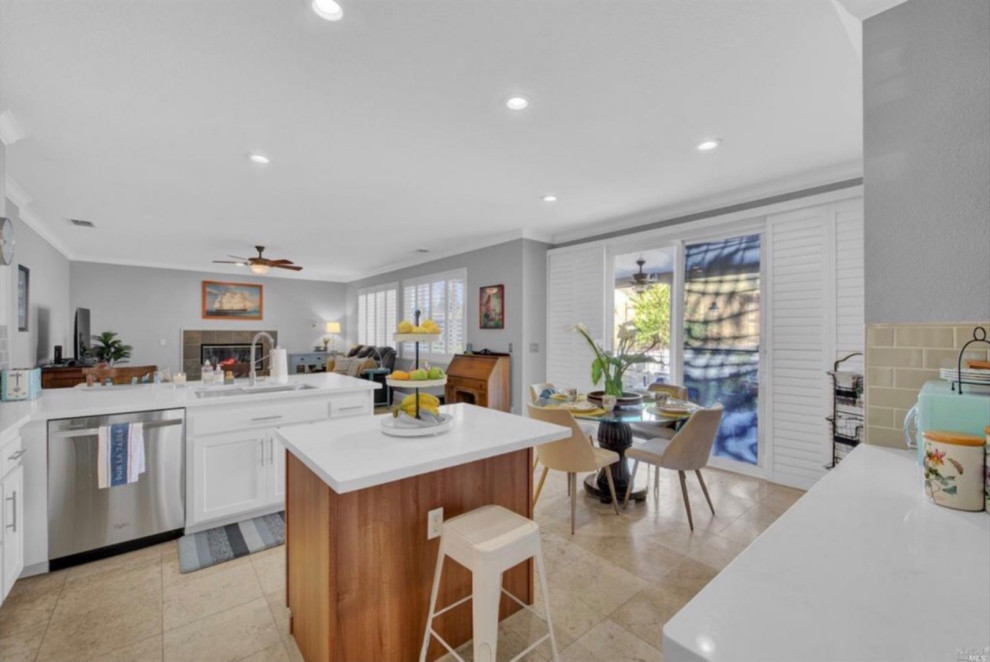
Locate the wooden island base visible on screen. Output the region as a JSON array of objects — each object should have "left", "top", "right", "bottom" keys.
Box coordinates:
[{"left": 286, "top": 448, "right": 534, "bottom": 662}]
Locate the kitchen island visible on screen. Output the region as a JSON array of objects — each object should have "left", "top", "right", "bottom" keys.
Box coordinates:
[
  {"left": 663, "top": 445, "right": 990, "bottom": 661},
  {"left": 276, "top": 403, "right": 570, "bottom": 662}
]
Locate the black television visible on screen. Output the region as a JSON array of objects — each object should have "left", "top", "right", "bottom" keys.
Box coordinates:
[{"left": 74, "top": 308, "right": 91, "bottom": 360}]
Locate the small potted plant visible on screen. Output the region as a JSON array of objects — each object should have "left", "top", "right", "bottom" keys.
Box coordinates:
[
  {"left": 90, "top": 331, "right": 133, "bottom": 366},
  {"left": 571, "top": 322, "right": 658, "bottom": 407}
]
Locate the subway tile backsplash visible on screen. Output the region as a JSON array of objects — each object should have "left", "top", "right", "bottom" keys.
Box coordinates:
[{"left": 865, "top": 322, "right": 990, "bottom": 447}]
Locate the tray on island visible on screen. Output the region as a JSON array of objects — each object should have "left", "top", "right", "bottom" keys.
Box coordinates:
[{"left": 380, "top": 413, "right": 454, "bottom": 437}]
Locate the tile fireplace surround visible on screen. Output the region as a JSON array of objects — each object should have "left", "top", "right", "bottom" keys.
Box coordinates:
[{"left": 182, "top": 329, "right": 278, "bottom": 380}]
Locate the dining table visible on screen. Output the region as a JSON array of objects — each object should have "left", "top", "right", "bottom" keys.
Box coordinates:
[{"left": 538, "top": 395, "right": 699, "bottom": 503}]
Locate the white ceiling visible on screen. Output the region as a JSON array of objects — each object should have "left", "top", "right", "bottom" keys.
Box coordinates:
[{"left": 0, "top": 0, "right": 862, "bottom": 282}]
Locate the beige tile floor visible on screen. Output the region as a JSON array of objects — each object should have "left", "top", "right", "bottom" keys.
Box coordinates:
[{"left": 0, "top": 463, "right": 803, "bottom": 662}]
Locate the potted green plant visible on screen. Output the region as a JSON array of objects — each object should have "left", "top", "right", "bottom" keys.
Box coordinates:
[
  {"left": 90, "top": 331, "right": 133, "bottom": 365},
  {"left": 572, "top": 322, "right": 658, "bottom": 401}
]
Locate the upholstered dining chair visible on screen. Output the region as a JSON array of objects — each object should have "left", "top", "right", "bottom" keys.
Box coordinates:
[
  {"left": 527, "top": 404, "right": 621, "bottom": 534},
  {"left": 629, "top": 383, "right": 690, "bottom": 441},
  {"left": 528, "top": 382, "right": 596, "bottom": 468},
  {"left": 623, "top": 404, "right": 724, "bottom": 531}
]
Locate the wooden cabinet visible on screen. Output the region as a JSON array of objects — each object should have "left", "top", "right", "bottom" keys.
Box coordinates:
[
  {"left": 1, "top": 432, "right": 25, "bottom": 604},
  {"left": 41, "top": 364, "right": 158, "bottom": 389},
  {"left": 444, "top": 354, "right": 511, "bottom": 412}
]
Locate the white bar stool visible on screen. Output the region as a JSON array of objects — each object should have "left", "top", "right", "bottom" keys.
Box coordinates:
[{"left": 419, "top": 505, "right": 560, "bottom": 662}]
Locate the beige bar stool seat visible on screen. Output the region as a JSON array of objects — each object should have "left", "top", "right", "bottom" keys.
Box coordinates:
[{"left": 420, "top": 505, "right": 560, "bottom": 662}]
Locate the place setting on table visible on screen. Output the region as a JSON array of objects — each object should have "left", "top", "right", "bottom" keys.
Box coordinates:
[{"left": 536, "top": 387, "right": 702, "bottom": 502}]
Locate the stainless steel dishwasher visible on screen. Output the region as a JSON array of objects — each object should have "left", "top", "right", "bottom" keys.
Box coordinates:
[{"left": 47, "top": 409, "right": 185, "bottom": 569}]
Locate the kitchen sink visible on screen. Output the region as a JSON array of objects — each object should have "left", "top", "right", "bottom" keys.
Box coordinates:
[{"left": 194, "top": 383, "right": 318, "bottom": 399}]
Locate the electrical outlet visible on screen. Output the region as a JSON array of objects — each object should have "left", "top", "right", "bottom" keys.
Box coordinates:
[
  {"left": 529, "top": 343, "right": 539, "bottom": 353},
  {"left": 159, "top": 337, "right": 167, "bottom": 346},
  {"left": 427, "top": 507, "right": 443, "bottom": 540},
  {"left": 509, "top": 343, "right": 513, "bottom": 353}
]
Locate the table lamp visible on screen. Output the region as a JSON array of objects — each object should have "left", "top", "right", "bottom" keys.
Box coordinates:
[{"left": 324, "top": 321, "right": 341, "bottom": 352}]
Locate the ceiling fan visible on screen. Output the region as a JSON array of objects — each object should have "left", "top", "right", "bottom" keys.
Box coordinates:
[
  {"left": 629, "top": 257, "right": 650, "bottom": 293},
  {"left": 213, "top": 245, "right": 303, "bottom": 274}
]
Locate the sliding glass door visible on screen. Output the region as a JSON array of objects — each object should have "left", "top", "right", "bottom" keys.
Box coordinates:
[{"left": 683, "top": 234, "right": 762, "bottom": 466}]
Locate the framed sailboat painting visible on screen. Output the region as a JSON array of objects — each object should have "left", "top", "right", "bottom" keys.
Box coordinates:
[{"left": 202, "top": 281, "right": 263, "bottom": 320}]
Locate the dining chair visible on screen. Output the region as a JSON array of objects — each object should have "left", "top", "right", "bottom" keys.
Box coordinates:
[
  {"left": 527, "top": 404, "right": 621, "bottom": 534},
  {"left": 622, "top": 404, "right": 724, "bottom": 531},
  {"left": 629, "top": 383, "right": 689, "bottom": 441},
  {"left": 528, "top": 382, "right": 597, "bottom": 468}
]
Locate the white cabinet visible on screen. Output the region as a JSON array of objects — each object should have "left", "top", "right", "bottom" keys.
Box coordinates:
[
  {"left": 191, "top": 430, "right": 268, "bottom": 525},
  {"left": 186, "top": 391, "right": 372, "bottom": 530},
  {"left": 1, "top": 432, "right": 25, "bottom": 604}
]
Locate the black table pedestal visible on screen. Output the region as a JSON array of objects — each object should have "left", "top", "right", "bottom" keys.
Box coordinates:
[{"left": 583, "top": 420, "right": 646, "bottom": 503}]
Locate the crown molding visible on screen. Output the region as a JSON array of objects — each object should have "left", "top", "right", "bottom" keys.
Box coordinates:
[
  {"left": 4, "top": 174, "right": 75, "bottom": 259},
  {"left": 550, "top": 160, "right": 863, "bottom": 245},
  {"left": 0, "top": 111, "right": 26, "bottom": 146}
]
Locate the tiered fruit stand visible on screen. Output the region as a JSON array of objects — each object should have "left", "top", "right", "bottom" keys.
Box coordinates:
[{"left": 381, "top": 311, "right": 452, "bottom": 435}]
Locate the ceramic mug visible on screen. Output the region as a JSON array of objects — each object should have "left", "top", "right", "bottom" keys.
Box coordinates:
[
  {"left": 923, "top": 430, "right": 985, "bottom": 512},
  {"left": 602, "top": 394, "right": 617, "bottom": 411}
]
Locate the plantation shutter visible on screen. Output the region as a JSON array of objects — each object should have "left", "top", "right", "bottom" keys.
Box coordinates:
[
  {"left": 766, "top": 207, "right": 832, "bottom": 489},
  {"left": 546, "top": 245, "right": 606, "bottom": 394}
]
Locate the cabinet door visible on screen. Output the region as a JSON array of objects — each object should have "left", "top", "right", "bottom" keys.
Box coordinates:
[
  {"left": 191, "top": 430, "right": 268, "bottom": 526},
  {"left": 2, "top": 464, "right": 24, "bottom": 601},
  {"left": 269, "top": 436, "right": 286, "bottom": 505}
]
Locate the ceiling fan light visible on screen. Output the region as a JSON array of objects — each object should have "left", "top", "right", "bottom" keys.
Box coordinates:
[
  {"left": 311, "top": 0, "right": 343, "bottom": 21},
  {"left": 250, "top": 263, "right": 271, "bottom": 275}
]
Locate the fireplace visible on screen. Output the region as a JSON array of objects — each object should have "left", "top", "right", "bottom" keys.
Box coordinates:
[
  {"left": 182, "top": 330, "right": 278, "bottom": 380},
  {"left": 201, "top": 343, "right": 266, "bottom": 378}
]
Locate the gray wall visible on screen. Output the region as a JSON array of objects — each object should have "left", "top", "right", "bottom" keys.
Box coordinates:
[
  {"left": 70, "top": 262, "right": 347, "bottom": 371},
  {"left": 347, "top": 238, "right": 550, "bottom": 413},
  {"left": 5, "top": 201, "right": 72, "bottom": 367},
  {"left": 863, "top": 0, "right": 990, "bottom": 323}
]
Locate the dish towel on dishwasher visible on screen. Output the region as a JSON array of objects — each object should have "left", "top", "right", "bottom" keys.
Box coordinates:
[{"left": 97, "top": 422, "right": 146, "bottom": 488}]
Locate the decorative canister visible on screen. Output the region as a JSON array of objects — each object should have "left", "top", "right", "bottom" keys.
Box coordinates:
[
  {"left": 923, "top": 430, "right": 986, "bottom": 512},
  {"left": 985, "top": 426, "right": 990, "bottom": 513}
]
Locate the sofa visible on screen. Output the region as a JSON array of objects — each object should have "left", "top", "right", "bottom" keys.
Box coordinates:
[{"left": 325, "top": 345, "right": 397, "bottom": 376}]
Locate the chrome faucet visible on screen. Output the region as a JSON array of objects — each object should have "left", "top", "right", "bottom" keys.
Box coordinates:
[{"left": 249, "top": 332, "right": 275, "bottom": 387}]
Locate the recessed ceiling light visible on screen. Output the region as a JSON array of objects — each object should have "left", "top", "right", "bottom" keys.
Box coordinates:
[
  {"left": 248, "top": 153, "right": 270, "bottom": 165},
  {"left": 311, "top": 0, "right": 343, "bottom": 21},
  {"left": 696, "top": 138, "right": 722, "bottom": 152},
  {"left": 541, "top": 194, "right": 558, "bottom": 203},
  {"left": 505, "top": 96, "right": 530, "bottom": 111}
]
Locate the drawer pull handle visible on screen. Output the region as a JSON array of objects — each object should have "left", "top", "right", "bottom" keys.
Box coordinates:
[
  {"left": 5, "top": 491, "right": 15, "bottom": 532},
  {"left": 337, "top": 405, "right": 365, "bottom": 412},
  {"left": 250, "top": 415, "right": 283, "bottom": 422},
  {"left": 7, "top": 449, "right": 25, "bottom": 461}
]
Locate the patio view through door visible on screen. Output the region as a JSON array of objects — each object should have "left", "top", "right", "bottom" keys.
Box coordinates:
[{"left": 682, "top": 234, "right": 762, "bottom": 466}]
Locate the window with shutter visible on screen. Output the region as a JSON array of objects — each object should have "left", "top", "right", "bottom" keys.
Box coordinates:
[
  {"left": 357, "top": 283, "right": 398, "bottom": 348},
  {"left": 401, "top": 269, "right": 466, "bottom": 360}
]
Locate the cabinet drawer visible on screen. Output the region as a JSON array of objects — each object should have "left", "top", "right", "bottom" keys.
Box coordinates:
[
  {"left": 191, "top": 398, "right": 330, "bottom": 436},
  {"left": 328, "top": 392, "right": 371, "bottom": 418},
  {"left": 1, "top": 436, "right": 24, "bottom": 480}
]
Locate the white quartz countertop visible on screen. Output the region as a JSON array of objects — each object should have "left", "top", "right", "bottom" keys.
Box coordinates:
[
  {"left": 663, "top": 445, "right": 990, "bottom": 662},
  {"left": 276, "top": 403, "right": 570, "bottom": 493},
  {"left": 0, "top": 372, "right": 377, "bottom": 436}
]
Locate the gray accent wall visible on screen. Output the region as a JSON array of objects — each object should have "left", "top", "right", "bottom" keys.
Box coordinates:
[
  {"left": 863, "top": 0, "right": 990, "bottom": 323},
  {"left": 70, "top": 262, "right": 347, "bottom": 371},
  {"left": 347, "top": 238, "right": 550, "bottom": 414},
  {"left": 5, "top": 201, "right": 71, "bottom": 368}
]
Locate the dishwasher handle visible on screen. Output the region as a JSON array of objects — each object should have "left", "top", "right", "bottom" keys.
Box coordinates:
[{"left": 49, "top": 418, "right": 184, "bottom": 438}]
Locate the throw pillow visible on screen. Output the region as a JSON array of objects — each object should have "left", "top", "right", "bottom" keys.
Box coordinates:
[{"left": 333, "top": 357, "right": 355, "bottom": 375}]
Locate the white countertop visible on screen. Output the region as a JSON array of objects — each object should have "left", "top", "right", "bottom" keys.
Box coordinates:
[
  {"left": 276, "top": 403, "right": 570, "bottom": 493},
  {"left": 663, "top": 445, "right": 990, "bottom": 662},
  {"left": 0, "top": 372, "right": 378, "bottom": 436}
]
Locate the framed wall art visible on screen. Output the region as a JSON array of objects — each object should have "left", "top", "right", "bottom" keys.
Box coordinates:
[
  {"left": 202, "top": 281, "right": 263, "bottom": 320},
  {"left": 479, "top": 284, "right": 504, "bottom": 329}
]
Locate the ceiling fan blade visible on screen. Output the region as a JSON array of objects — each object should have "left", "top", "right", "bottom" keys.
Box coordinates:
[
  {"left": 213, "top": 260, "right": 245, "bottom": 265},
  {"left": 272, "top": 264, "right": 303, "bottom": 271},
  {"left": 267, "top": 259, "right": 294, "bottom": 265},
  {"left": 228, "top": 254, "right": 250, "bottom": 261}
]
